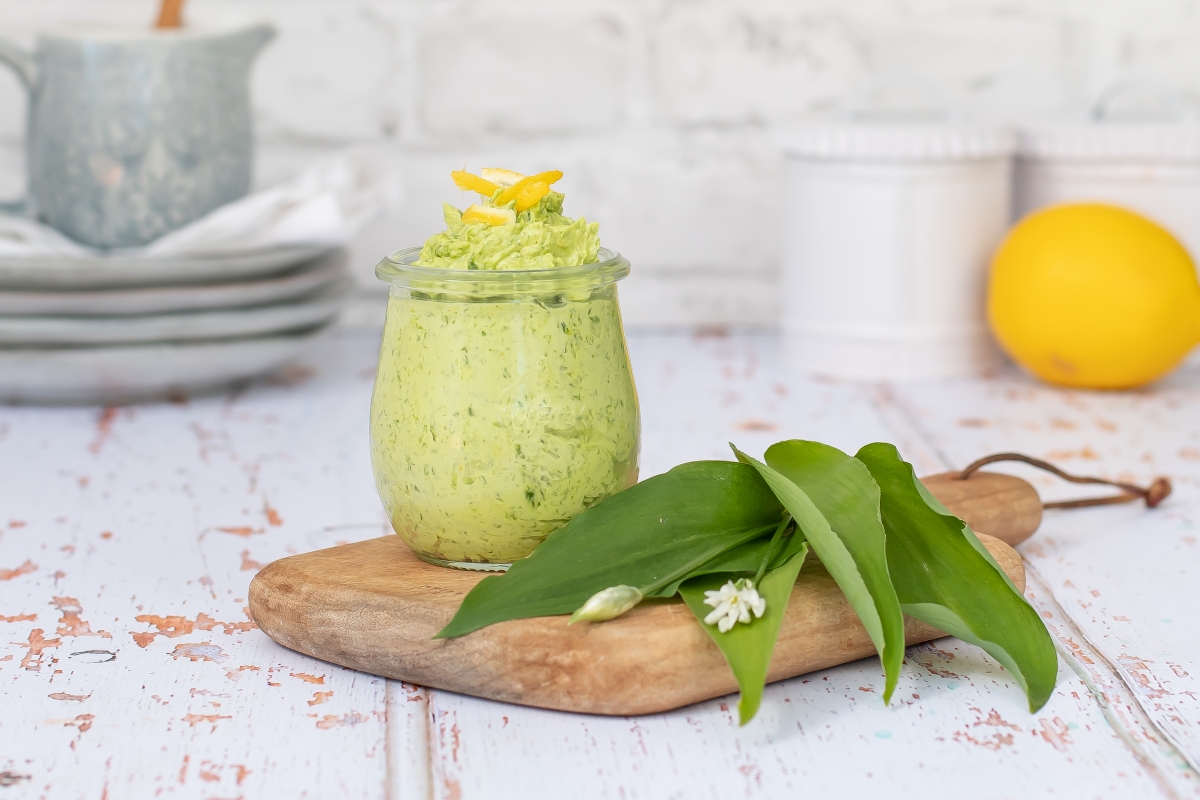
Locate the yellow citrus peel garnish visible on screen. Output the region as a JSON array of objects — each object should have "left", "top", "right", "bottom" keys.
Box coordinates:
[
  {"left": 494, "top": 171, "right": 564, "bottom": 208},
  {"left": 514, "top": 181, "right": 551, "bottom": 213},
  {"left": 480, "top": 168, "right": 525, "bottom": 187},
  {"left": 461, "top": 204, "right": 515, "bottom": 226},
  {"left": 451, "top": 170, "right": 500, "bottom": 196}
]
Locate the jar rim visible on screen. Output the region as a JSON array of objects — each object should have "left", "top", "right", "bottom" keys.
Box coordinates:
[{"left": 375, "top": 246, "right": 630, "bottom": 290}]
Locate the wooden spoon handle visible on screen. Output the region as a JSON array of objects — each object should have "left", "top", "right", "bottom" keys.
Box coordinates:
[{"left": 156, "top": 0, "right": 186, "bottom": 29}]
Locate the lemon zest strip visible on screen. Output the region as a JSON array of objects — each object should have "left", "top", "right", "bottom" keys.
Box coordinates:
[
  {"left": 514, "top": 182, "right": 551, "bottom": 213},
  {"left": 461, "top": 204, "right": 516, "bottom": 226},
  {"left": 451, "top": 170, "right": 500, "bottom": 196},
  {"left": 480, "top": 168, "right": 525, "bottom": 187},
  {"left": 495, "top": 171, "right": 564, "bottom": 208}
]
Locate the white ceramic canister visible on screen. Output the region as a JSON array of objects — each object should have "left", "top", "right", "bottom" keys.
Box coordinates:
[
  {"left": 780, "top": 125, "right": 1015, "bottom": 381},
  {"left": 1016, "top": 124, "right": 1200, "bottom": 261}
]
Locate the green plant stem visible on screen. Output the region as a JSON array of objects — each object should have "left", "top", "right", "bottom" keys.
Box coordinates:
[
  {"left": 753, "top": 514, "right": 793, "bottom": 585},
  {"left": 638, "top": 522, "right": 779, "bottom": 596}
]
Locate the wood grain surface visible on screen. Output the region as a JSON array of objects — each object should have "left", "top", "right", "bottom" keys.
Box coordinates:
[
  {"left": 249, "top": 532, "right": 1024, "bottom": 716},
  {"left": 921, "top": 470, "right": 1044, "bottom": 545},
  {"left": 5, "top": 331, "right": 1197, "bottom": 800}
]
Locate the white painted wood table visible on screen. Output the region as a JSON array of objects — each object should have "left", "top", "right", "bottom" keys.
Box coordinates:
[{"left": 2, "top": 330, "right": 1199, "bottom": 799}]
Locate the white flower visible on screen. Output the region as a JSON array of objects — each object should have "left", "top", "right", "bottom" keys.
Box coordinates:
[
  {"left": 703, "top": 578, "right": 767, "bottom": 633},
  {"left": 569, "top": 585, "right": 644, "bottom": 624}
]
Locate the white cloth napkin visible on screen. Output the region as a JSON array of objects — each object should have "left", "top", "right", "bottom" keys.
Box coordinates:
[{"left": 0, "top": 150, "right": 392, "bottom": 259}]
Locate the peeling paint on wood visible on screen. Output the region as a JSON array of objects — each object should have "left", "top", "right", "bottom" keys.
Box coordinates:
[
  {"left": 1, "top": 332, "right": 1198, "bottom": 798},
  {"left": 0, "top": 560, "right": 37, "bottom": 580}
]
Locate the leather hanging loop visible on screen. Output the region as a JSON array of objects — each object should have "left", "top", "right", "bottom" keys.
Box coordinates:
[{"left": 956, "top": 452, "right": 1171, "bottom": 510}]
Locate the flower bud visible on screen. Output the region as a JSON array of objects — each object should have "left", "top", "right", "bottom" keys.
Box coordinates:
[{"left": 569, "top": 585, "right": 644, "bottom": 624}]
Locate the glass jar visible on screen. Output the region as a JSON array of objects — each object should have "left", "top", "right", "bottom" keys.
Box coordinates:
[{"left": 370, "top": 247, "right": 641, "bottom": 570}]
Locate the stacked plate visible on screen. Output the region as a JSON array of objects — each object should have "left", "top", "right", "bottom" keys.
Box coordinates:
[{"left": 0, "top": 244, "right": 351, "bottom": 404}]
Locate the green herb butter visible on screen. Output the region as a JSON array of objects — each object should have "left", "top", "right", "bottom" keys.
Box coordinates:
[
  {"left": 416, "top": 191, "right": 600, "bottom": 271},
  {"left": 369, "top": 289, "right": 640, "bottom": 563}
]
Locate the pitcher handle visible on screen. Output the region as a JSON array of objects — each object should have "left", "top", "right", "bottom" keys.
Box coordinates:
[
  {"left": 0, "top": 37, "right": 36, "bottom": 88},
  {"left": 0, "top": 37, "right": 35, "bottom": 215}
]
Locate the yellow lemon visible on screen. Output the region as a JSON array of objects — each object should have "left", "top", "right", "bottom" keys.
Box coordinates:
[{"left": 988, "top": 203, "right": 1200, "bottom": 389}]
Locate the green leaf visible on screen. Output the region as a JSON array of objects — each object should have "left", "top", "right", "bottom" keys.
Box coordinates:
[
  {"left": 680, "top": 543, "right": 809, "bottom": 725},
  {"left": 437, "top": 461, "right": 784, "bottom": 638},
  {"left": 856, "top": 442, "right": 1059, "bottom": 712},
  {"left": 651, "top": 525, "right": 807, "bottom": 597},
  {"left": 732, "top": 443, "right": 906, "bottom": 702}
]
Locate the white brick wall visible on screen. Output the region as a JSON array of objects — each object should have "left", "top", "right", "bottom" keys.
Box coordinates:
[
  {"left": 3, "top": 0, "right": 1200, "bottom": 327},
  {"left": 417, "top": 11, "right": 630, "bottom": 137}
]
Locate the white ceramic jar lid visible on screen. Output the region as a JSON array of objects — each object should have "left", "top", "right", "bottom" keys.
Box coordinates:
[
  {"left": 1018, "top": 123, "right": 1200, "bottom": 161},
  {"left": 781, "top": 124, "right": 1016, "bottom": 162}
]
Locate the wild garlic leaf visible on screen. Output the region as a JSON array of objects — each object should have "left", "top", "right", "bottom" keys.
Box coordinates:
[
  {"left": 437, "top": 461, "right": 784, "bottom": 639},
  {"left": 650, "top": 526, "right": 808, "bottom": 598},
  {"left": 733, "top": 444, "right": 906, "bottom": 702},
  {"left": 679, "top": 542, "right": 809, "bottom": 726},
  {"left": 856, "top": 442, "right": 1059, "bottom": 712}
]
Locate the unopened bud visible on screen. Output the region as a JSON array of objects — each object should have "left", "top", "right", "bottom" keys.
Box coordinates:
[{"left": 569, "top": 585, "right": 643, "bottom": 624}]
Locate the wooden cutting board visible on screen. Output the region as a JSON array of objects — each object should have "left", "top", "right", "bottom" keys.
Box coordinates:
[{"left": 249, "top": 526, "right": 1024, "bottom": 717}]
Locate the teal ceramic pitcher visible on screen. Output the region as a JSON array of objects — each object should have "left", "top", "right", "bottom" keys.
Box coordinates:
[{"left": 0, "top": 23, "right": 274, "bottom": 248}]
